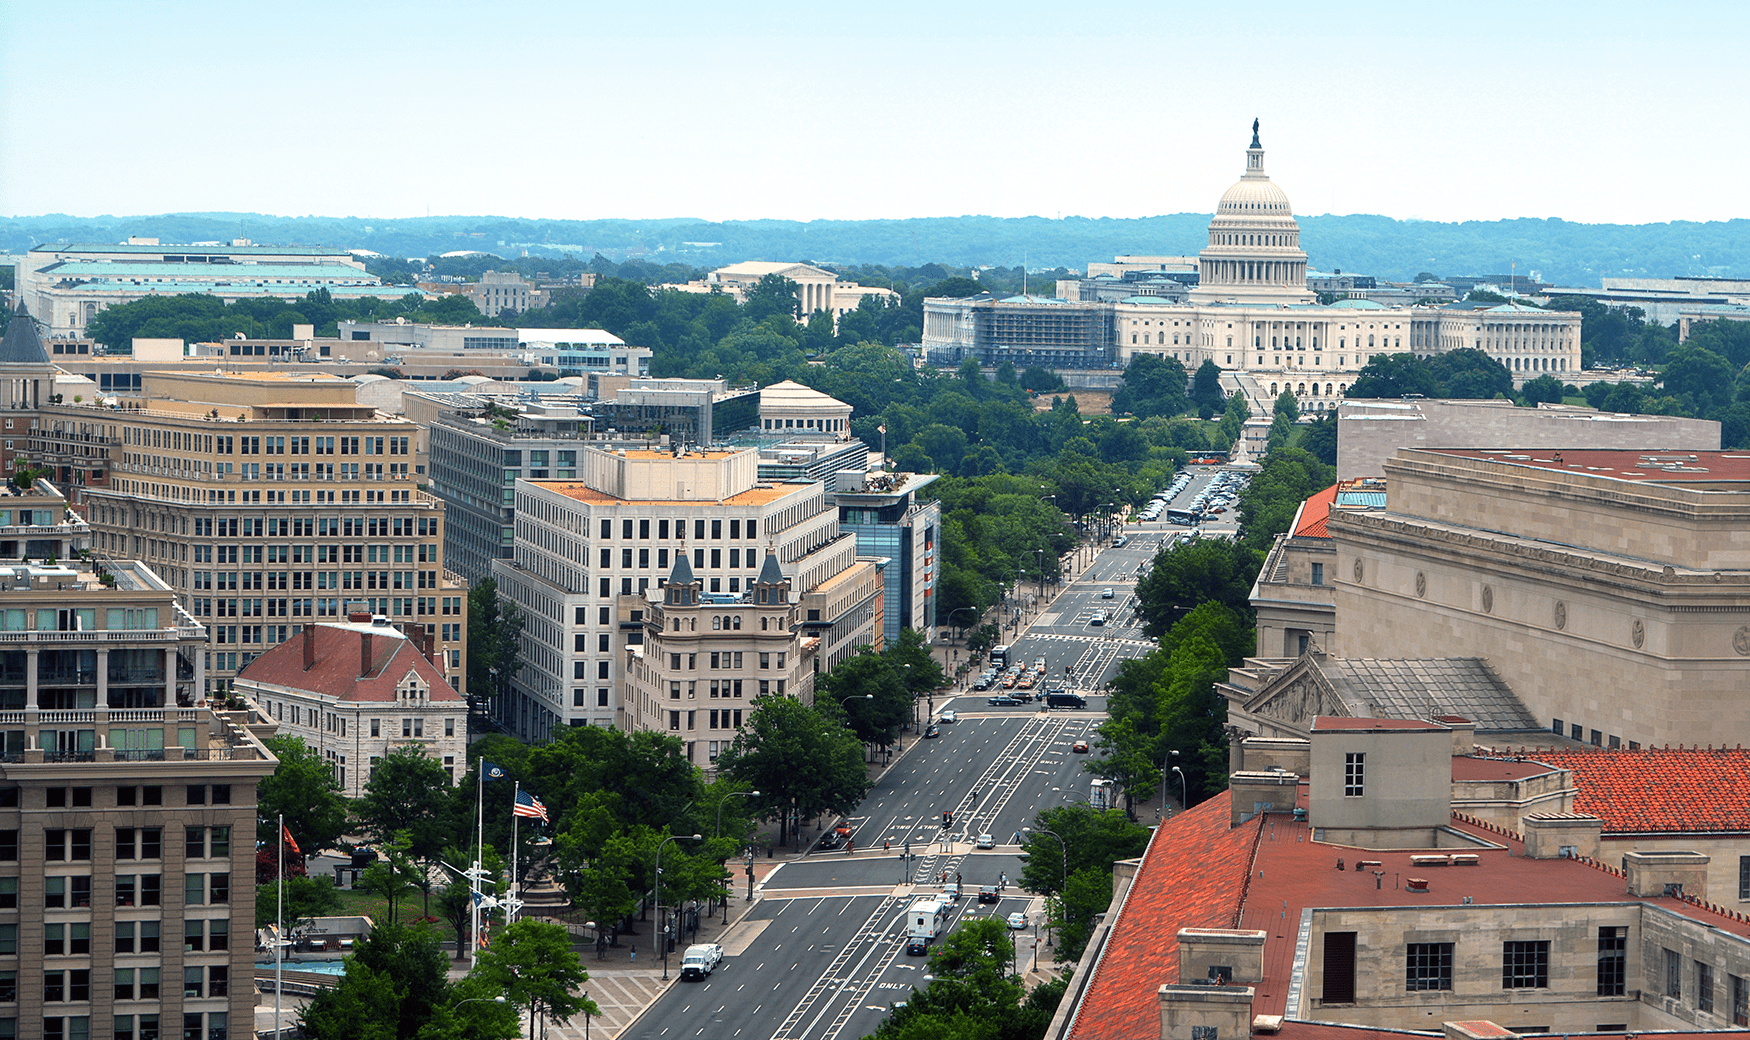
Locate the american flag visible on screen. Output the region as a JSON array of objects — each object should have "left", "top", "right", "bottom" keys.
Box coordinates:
[{"left": 513, "top": 789, "right": 549, "bottom": 822}]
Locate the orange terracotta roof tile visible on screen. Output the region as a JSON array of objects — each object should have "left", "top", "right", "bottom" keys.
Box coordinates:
[
  {"left": 1529, "top": 746, "right": 1750, "bottom": 833},
  {"left": 1066, "top": 793, "right": 1261, "bottom": 1040},
  {"left": 1291, "top": 484, "right": 1339, "bottom": 539}
]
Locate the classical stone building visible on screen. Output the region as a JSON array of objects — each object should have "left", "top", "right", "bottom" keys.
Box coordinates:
[
  {"left": 1054, "top": 717, "right": 1750, "bottom": 1040},
  {"left": 1329, "top": 448, "right": 1750, "bottom": 749},
  {"left": 235, "top": 614, "right": 466, "bottom": 797},
  {"left": 493, "top": 445, "right": 882, "bottom": 741},
  {"left": 924, "top": 124, "right": 1583, "bottom": 406}
]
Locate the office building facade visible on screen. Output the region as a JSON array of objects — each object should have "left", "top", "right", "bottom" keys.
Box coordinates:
[{"left": 492, "top": 446, "right": 880, "bottom": 741}]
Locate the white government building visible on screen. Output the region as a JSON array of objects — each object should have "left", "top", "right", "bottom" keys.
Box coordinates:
[{"left": 924, "top": 123, "right": 1582, "bottom": 408}]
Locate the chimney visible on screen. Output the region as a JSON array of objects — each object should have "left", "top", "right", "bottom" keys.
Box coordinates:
[
  {"left": 348, "top": 610, "right": 371, "bottom": 624},
  {"left": 360, "top": 631, "right": 374, "bottom": 678},
  {"left": 303, "top": 623, "right": 317, "bottom": 671},
  {"left": 422, "top": 625, "right": 438, "bottom": 668}
]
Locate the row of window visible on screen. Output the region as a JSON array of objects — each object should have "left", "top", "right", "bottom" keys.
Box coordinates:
[
  {"left": 598, "top": 517, "right": 760, "bottom": 542},
  {"left": 193, "top": 569, "right": 441, "bottom": 591},
  {"left": 124, "top": 429, "right": 408, "bottom": 456}
]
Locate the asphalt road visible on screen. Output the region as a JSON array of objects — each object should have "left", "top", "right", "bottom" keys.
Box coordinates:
[{"left": 615, "top": 476, "right": 1264, "bottom": 1040}]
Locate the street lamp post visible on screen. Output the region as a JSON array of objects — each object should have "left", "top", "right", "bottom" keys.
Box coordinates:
[
  {"left": 655, "top": 833, "right": 701, "bottom": 980},
  {"left": 1022, "top": 825, "right": 1068, "bottom": 894},
  {"left": 716, "top": 790, "right": 760, "bottom": 924},
  {"left": 840, "top": 693, "right": 874, "bottom": 763}
]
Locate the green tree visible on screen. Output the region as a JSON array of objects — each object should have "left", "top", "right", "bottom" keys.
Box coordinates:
[
  {"left": 1190, "top": 360, "right": 1226, "bottom": 417},
  {"left": 300, "top": 923, "right": 452, "bottom": 1040},
  {"left": 1300, "top": 410, "right": 1338, "bottom": 466},
  {"left": 1134, "top": 540, "right": 1261, "bottom": 637},
  {"left": 1345, "top": 352, "right": 1438, "bottom": 399},
  {"left": 1519, "top": 373, "right": 1567, "bottom": 405},
  {"left": 744, "top": 274, "right": 802, "bottom": 321},
  {"left": 256, "top": 874, "right": 343, "bottom": 933},
  {"left": 357, "top": 746, "right": 456, "bottom": 916},
  {"left": 357, "top": 835, "right": 424, "bottom": 925},
  {"left": 1110, "top": 353, "right": 1190, "bottom": 419},
  {"left": 1273, "top": 389, "right": 1300, "bottom": 423},
  {"left": 1429, "top": 347, "right": 1513, "bottom": 399},
  {"left": 1018, "top": 804, "right": 1150, "bottom": 897},
  {"left": 715, "top": 695, "right": 871, "bottom": 845},
  {"left": 472, "top": 918, "right": 595, "bottom": 1032},
  {"left": 1053, "top": 866, "right": 1114, "bottom": 961},
  {"left": 1235, "top": 447, "right": 1334, "bottom": 552},
  {"left": 258, "top": 735, "right": 350, "bottom": 859},
  {"left": 1659, "top": 344, "right": 1735, "bottom": 414},
  {"left": 817, "top": 647, "right": 910, "bottom": 748},
  {"left": 874, "top": 916, "right": 1060, "bottom": 1040},
  {"left": 467, "top": 577, "right": 525, "bottom": 714}
]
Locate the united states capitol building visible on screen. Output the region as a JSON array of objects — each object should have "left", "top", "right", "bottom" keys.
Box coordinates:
[{"left": 922, "top": 123, "right": 1582, "bottom": 409}]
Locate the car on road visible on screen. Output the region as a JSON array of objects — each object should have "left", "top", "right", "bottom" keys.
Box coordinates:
[
  {"left": 938, "top": 710, "right": 958, "bottom": 723},
  {"left": 923, "top": 724, "right": 940, "bottom": 738},
  {"left": 817, "top": 831, "right": 843, "bottom": 850},
  {"left": 975, "top": 833, "right": 995, "bottom": 849},
  {"left": 1072, "top": 739, "right": 1090, "bottom": 753},
  {"left": 986, "top": 695, "right": 1021, "bottom": 706},
  {"left": 978, "top": 885, "right": 999, "bottom": 903},
  {"left": 972, "top": 675, "right": 994, "bottom": 691},
  {"left": 1008, "top": 912, "right": 1028, "bottom": 929},
  {"left": 1101, "top": 587, "right": 1114, "bottom": 599}
]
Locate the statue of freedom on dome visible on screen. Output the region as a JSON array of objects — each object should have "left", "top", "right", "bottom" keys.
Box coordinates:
[{"left": 1251, "top": 118, "right": 1260, "bottom": 148}]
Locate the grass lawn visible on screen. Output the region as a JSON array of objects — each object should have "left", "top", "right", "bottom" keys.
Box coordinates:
[{"left": 329, "top": 888, "right": 464, "bottom": 950}]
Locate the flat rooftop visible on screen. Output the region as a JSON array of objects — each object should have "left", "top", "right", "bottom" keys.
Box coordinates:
[
  {"left": 1420, "top": 448, "right": 1750, "bottom": 487},
  {"left": 531, "top": 481, "right": 803, "bottom": 508}
]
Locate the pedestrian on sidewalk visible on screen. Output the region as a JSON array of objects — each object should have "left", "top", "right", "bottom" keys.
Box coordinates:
[{"left": 630, "top": 946, "right": 636, "bottom": 963}]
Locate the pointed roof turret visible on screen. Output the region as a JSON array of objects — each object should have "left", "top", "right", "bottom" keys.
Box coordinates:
[
  {"left": 0, "top": 308, "right": 51, "bottom": 367},
  {"left": 756, "top": 551, "right": 785, "bottom": 587},
  {"left": 669, "top": 552, "right": 695, "bottom": 587}
]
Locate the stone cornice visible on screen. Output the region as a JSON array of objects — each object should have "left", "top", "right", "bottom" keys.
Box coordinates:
[
  {"left": 1328, "top": 509, "right": 1750, "bottom": 599},
  {"left": 1384, "top": 451, "right": 1750, "bottom": 522}
]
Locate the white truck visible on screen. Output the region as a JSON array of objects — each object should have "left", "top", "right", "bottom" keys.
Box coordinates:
[
  {"left": 679, "top": 942, "right": 723, "bottom": 981},
  {"left": 905, "top": 897, "right": 947, "bottom": 955}
]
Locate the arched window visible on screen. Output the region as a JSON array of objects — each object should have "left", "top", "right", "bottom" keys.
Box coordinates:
[
  {"left": 1297, "top": 383, "right": 1306, "bottom": 395},
  {"left": 1325, "top": 383, "right": 1334, "bottom": 396},
  {"left": 732, "top": 616, "right": 741, "bottom": 630},
  {"left": 760, "top": 617, "right": 768, "bottom": 631},
  {"left": 1271, "top": 383, "right": 1279, "bottom": 395},
  {"left": 673, "top": 618, "right": 681, "bottom": 632}
]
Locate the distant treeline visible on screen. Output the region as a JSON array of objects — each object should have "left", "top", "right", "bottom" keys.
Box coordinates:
[{"left": 6, "top": 212, "right": 1747, "bottom": 286}]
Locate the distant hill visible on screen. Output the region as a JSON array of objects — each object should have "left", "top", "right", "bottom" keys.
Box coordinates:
[{"left": 4, "top": 211, "right": 1745, "bottom": 287}]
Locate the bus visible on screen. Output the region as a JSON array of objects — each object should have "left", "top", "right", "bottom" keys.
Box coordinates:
[
  {"left": 990, "top": 644, "right": 1011, "bottom": 667},
  {"left": 1166, "top": 508, "right": 1200, "bottom": 526}
]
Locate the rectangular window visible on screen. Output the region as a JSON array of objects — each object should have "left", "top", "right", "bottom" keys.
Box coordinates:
[
  {"left": 1597, "top": 927, "right": 1626, "bottom": 996},
  {"left": 1405, "top": 942, "right": 1452, "bottom": 991},
  {"left": 1700, "top": 962, "right": 1715, "bottom": 1013},
  {"left": 1733, "top": 974, "right": 1748, "bottom": 1027},
  {"left": 1310, "top": 562, "right": 1324, "bottom": 586},
  {"left": 1667, "top": 947, "right": 1683, "bottom": 999},
  {"left": 1503, "top": 941, "right": 1550, "bottom": 989},
  {"left": 1343, "top": 753, "right": 1364, "bottom": 797},
  {"left": 1321, "top": 931, "right": 1356, "bottom": 1003}
]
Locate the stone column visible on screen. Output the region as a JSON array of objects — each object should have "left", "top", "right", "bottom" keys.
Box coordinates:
[
  {"left": 164, "top": 646, "right": 175, "bottom": 708},
  {"left": 25, "top": 649, "right": 37, "bottom": 708},
  {"left": 96, "top": 648, "right": 108, "bottom": 707}
]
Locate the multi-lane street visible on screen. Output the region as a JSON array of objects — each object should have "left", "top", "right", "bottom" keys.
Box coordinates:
[{"left": 619, "top": 466, "right": 1247, "bottom": 1040}]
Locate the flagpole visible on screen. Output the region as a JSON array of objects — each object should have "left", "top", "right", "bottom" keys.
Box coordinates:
[
  {"left": 275, "top": 813, "right": 284, "bottom": 1040},
  {"left": 510, "top": 781, "right": 521, "bottom": 927},
  {"left": 471, "top": 761, "right": 482, "bottom": 969}
]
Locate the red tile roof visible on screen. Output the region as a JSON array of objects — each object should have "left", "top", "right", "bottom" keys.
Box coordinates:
[
  {"left": 237, "top": 624, "right": 456, "bottom": 703},
  {"left": 1528, "top": 747, "right": 1750, "bottom": 834},
  {"left": 1066, "top": 793, "right": 1262, "bottom": 1040},
  {"left": 1291, "top": 484, "right": 1339, "bottom": 539},
  {"left": 1066, "top": 788, "right": 1750, "bottom": 1040}
]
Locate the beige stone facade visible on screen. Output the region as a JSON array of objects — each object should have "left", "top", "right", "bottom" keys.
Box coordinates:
[
  {"left": 1330, "top": 448, "right": 1750, "bottom": 748},
  {"left": 29, "top": 372, "right": 468, "bottom": 698}
]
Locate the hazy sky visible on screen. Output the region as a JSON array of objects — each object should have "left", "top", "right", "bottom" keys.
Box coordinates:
[{"left": 3, "top": 0, "right": 1747, "bottom": 226}]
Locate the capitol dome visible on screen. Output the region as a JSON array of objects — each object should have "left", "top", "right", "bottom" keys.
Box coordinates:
[
  {"left": 1216, "top": 176, "right": 1294, "bottom": 217},
  {"left": 1187, "top": 121, "right": 1314, "bottom": 307}
]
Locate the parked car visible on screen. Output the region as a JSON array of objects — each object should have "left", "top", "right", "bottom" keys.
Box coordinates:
[
  {"left": 978, "top": 886, "right": 999, "bottom": 904},
  {"left": 975, "top": 833, "right": 995, "bottom": 849},
  {"left": 1007, "top": 912, "right": 1028, "bottom": 929}
]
